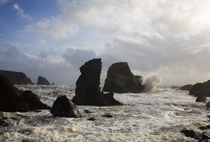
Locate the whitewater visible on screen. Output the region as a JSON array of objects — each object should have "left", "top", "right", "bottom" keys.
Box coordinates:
[{"left": 0, "top": 85, "right": 209, "bottom": 142}]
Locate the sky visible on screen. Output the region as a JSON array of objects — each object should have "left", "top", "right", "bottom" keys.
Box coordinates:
[{"left": 0, "top": 0, "right": 210, "bottom": 85}]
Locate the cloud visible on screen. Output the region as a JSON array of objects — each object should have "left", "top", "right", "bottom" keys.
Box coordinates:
[
  {"left": 7, "top": 0, "right": 210, "bottom": 85},
  {"left": 63, "top": 48, "right": 96, "bottom": 68},
  {"left": 0, "top": 0, "right": 8, "bottom": 6},
  {"left": 13, "top": 3, "right": 32, "bottom": 21}
]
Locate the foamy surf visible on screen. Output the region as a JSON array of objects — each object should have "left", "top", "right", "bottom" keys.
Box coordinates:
[{"left": 0, "top": 85, "right": 209, "bottom": 142}]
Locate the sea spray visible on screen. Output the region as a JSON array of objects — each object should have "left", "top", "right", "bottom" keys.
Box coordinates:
[{"left": 143, "top": 75, "right": 161, "bottom": 92}]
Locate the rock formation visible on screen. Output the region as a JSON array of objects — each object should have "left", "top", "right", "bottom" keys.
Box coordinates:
[
  {"left": 195, "top": 96, "right": 206, "bottom": 103},
  {"left": 189, "top": 80, "right": 210, "bottom": 97},
  {"left": 0, "top": 75, "right": 50, "bottom": 112},
  {"left": 103, "top": 62, "right": 144, "bottom": 93},
  {"left": 72, "top": 58, "right": 121, "bottom": 106},
  {"left": 0, "top": 70, "right": 33, "bottom": 85},
  {"left": 206, "top": 102, "right": 210, "bottom": 109},
  {"left": 180, "top": 84, "right": 193, "bottom": 91},
  {"left": 37, "top": 76, "right": 50, "bottom": 85},
  {"left": 50, "top": 95, "right": 81, "bottom": 117}
]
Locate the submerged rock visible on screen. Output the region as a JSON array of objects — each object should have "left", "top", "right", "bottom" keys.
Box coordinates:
[
  {"left": 72, "top": 58, "right": 121, "bottom": 106},
  {"left": 50, "top": 95, "right": 81, "bottom": 117},
  {"left": 206, "top": 102, "right": 210, "bottom": 109},
  {"left": 195, "top": 96, "right": 207, "bottom": 103},
  {"left": 0, "top": 70, "right": 33, "bottom": 85},
  {"left": 189, "top": 80, "right": 210, "bottom": 97},
  {"left": 37, "top": 76, "right": 50, "bottom": 85},
  {"left": 0, "top": 75, "right": 50, "bottom": 112},
  {"left": 180, "top": 84, "right": 193, "bottom": 91},
  {"left": 103, "top": 62, "right": 144, "bottom": 93},
  {"left": 181, "top": 129, "right": 209, "bottom": 141}
]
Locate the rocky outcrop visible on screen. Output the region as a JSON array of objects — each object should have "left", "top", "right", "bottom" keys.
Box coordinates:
[
  {"left": 50, "top": 95, "right": 80, "bottom": 117},
  {"left": 0, "top": 75, "right": 50, "bottom": 112},
  {"left": 103, "top": 62, "right": 144, "bottom": 93},
  {"left": 37, "top": 76, "right": 50, "bottom": 85},
  {"left": 72, "top": 58, "right": 121, "bottom": 106},
  {"left": 180, "top": 84, "right": 193, "bottom": 91},
  {"left": 0, "top": 70, "right": 33, "bottom": 85},
  {"left": 195, "top": 96, "right": 206, "bottom": 103},
  {"left": 189, "top": 80, "right": 210, "bottom": 97},
  {"left": 181, "top": 129, "right": 209, "bottom": 141},
  {"left": 206, "top": 102, "right": 210, "bottom": 109}
]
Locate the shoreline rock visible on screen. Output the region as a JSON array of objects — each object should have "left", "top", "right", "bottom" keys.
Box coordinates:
[
  {"left": 0, "top": 75, "right": 50, "bottom": 112},
  {"left": 189, "top": 80, "right": 210, "bottom": 97},
  {"left": 0, "top": 70, "right": 33, "bottom": 85}
]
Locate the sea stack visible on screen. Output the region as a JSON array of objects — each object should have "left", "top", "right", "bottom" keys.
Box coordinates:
[
  {"left": 0, "top": 70, "right": 33, "bottom": 85},
  {"left": 37, "top": 76, "right": 50, "bottom": 85},
  {"left": 72, "top": 58, "right": 121, "bottom": 106},
  {"left": 103, "top": 62, "right": 144, "bottom": 93}
]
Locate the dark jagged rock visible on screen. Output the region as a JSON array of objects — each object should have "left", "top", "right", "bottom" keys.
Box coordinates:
[
  {"left": 0, "top": 70, "right": 33, "bottom": 85},
  {"left": 195, "top": 96, "right": 207, "bottom": 103},
  {"left": 50, "top": 95, "right": 81, "bottom": 117},
  {"left": 199, "top": 125, "right": 210, "bottom": 130},
  {"left": 180, "top": 84, "right": 193, "bottom": 91},
  {"left": 87, "top": 117, "right": 95, "bottom": 121},
  {"left": 84, "top": 110, "right": 92, "bottom": 113},
  {"left": 189, "top": 80, "right": 210, "bottom": 97},
  {"left": 102, "top": 113, "right": 113, "bottom": 118},
  {"left": 37, "top": 76, "right": 50, "bottom": 85},
  {"left": 72, "top": 58, "right": 121, "bottom": 106},
  {"left": 206, "top": 102, "right": 210, "bottom": 109},
  {"left": 0, "top": 75, "right": 50, "bottom": 112},
  {"left": 19, "top": 90, "right": 50, "bottom": 110},
  {"left": 103, "top": 62, "right": 144, "bottom": 93},
  {"left": 181, "top": 129, "right": 209, "bottom": 141}
]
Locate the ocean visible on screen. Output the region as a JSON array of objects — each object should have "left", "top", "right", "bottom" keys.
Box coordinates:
[{"left": 0, "top": 85, "right": 209, "bottom": 142}]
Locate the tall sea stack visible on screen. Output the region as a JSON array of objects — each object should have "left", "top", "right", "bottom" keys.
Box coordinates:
[{"left": 72, "top": 58, "right": 121, "bottom": 106}]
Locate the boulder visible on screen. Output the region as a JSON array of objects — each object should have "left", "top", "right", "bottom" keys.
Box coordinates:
[
  {"left": 195, "top": 96, "right": 206, "bottom": 103},
  {"left": 180, "top": 84, "right": 193, "bottom": 91},
  {"left": 72, "top": 58, "right": 121, "bottom": 106},
  {"left": 50, "top": 95, "right": 81, "bottom": 117},
  {"left": 37, "top": 76, "right": 50, "bottom": 85},
  {"left": 103, "top": 62, "right": 144, "bottom": 93},
  {"left": 0, "top": 75, "right": 50, "bottom": 112},
  {"left": 189, "top": 80, "right": 210, "bottom": 97},
  {"left": 0, "top": 70, "right": 33, "bottom": 85},
  {"left": 206, "top": 102, "right": 210, "bottom": 109}
]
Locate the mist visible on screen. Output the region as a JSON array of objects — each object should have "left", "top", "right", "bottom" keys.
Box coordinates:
[{"left": 143, "top": 75, "right": 161, "bottom": 92}]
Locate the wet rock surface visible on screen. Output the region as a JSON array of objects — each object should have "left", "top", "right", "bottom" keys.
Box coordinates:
[
  {"left": 0, "top": 70, "right": 33, "bottom": 85},
  {"left": 72, "top": 58, "right": 121, "bottom": 106},
  {"left": 50, "top": 95, "right": 81, "bottom": 117},
  {"left": 37, "top": 76, "right": 50, "bottom": 85},
  {"left": 103, "top": 62, "right": 144, "bottom": 93}
]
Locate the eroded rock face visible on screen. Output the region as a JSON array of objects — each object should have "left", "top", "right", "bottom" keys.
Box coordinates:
[
  {"left": 0, "top": 70, "right": 33, "bottom": 85},
  {"left": 0, "top": 75, "right": 50, "bottom": 112},
  {"left": 189, "top": 80, "right": 210, "bottom": 97},
  {"left": 37, "top": 76, "right": 50, "bottom": 85},
  {"left": 72, "top": 58, "right": 121, "bottom": 106},
  {"left": 103, "top": 62, "right": 144, "bottom": 93},
  {"left": 50, "top": 95, "right": 81, "bottom": 117}
]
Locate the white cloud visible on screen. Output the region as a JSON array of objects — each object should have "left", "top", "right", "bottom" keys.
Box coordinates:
[
  {"left": 10, "top": 0, "right": 210, "bottom": 85},
  {"left": 13, "top": 3, "right": 32, "bottom": 21}
]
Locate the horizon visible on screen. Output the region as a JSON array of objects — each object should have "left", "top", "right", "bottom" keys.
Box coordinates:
[{"left": 1, "top": 0, "right": 210, "bottom": 85}]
